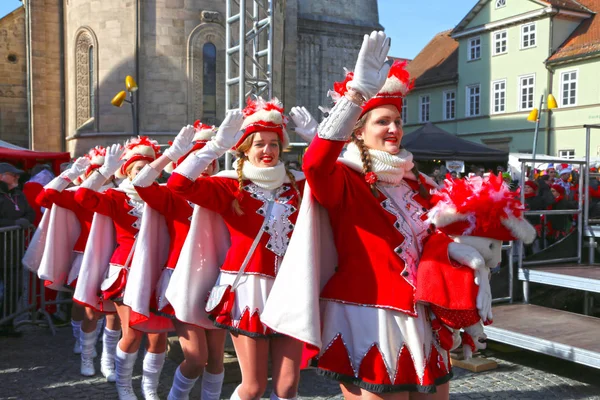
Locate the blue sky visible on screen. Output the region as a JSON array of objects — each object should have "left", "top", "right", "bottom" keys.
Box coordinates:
[
  {"left": 0, "top": 0, "right": 476, "bottom": 59},
  {"left": 378, "top": 0, "right": 475, "bottom": 59}
]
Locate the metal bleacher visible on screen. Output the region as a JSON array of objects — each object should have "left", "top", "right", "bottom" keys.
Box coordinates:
[{"left": 485, "top": 125, "right": 600, "bottom": 369}]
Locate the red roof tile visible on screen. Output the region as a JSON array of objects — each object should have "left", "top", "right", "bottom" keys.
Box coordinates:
[
  {"left": 541, "top": 0, "right": 593, "bottom": 13},
  {"left": 405, "top": 30, "right": 458, "bottom": 88},
  {"left": 548, "top": 0, "right": 600, "bottom": 63}
]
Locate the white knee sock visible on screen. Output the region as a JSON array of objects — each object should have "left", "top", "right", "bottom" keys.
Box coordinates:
[
  {"left": 115, "top": 345, "right": 139, "bottom": 399},
  {"left": 167, "top": 366, "right": 199, "bottom": 400},
  {"left": 229, "top": 385, "right": 243, "bottom": 400},
  {"left": 80, "top": 330, "right": 97, "bottom": 359},
  {"left": 141, "top": 351, "right": 166, "bottom": 399},
  {"left": 201, "top": 370, "right": 224, "bottom": 400},
  {"left": 270, "top": 392, "right": 297, "bottom": 400},
  {"left": 101, "top": 327, "right": 121, "bottom": 381}
]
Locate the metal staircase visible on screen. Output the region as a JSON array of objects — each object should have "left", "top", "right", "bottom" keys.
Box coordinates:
[{"left": 486, "top": 125, "right": 600, "bottom": 369}]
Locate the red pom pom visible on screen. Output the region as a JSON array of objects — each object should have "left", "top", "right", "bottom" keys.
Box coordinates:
[{"left": 365, "top": 172, "right": 378, "bottom": 185}]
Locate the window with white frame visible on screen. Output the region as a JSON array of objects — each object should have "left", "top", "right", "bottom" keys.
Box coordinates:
[
  {"left": 561, "top": 70, "right": 577, "bottom": 107},
  {"left": 496, "top": 0, "right": 506, "bottom": 8},
  {"left": 521, "top": 23, "right": 536, "bottom": 49},
  {"left": 493, "top": 30, "right": 507, "bottom": 55},
  {"left": 419, "top": 95, "right": 430, "bottom": 123},
  {"left": 401, "top": 101, "right": 407, "bottom": 124},
  {"left": 519, "top": 75, "right": 535, "bottom": 111},
  {"left": 466, "top": 84, "right": 481, "bottom": 117},
  {"left": 468, "top": 36, "right": 481, "bottom": 61},
  {"left": 443, "top": 90, "right": 456, "bottom": 120},
  {"left": 492, "top": 79, "right": 506, "bottom": 114},
  {"left": 559, "top": 149, "right": 575, "bottom": 159}
]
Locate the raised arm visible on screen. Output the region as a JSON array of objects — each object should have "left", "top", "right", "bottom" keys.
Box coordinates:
[
  {"left": 168, "top": 110, "right": 243, "bottom": 212},
  {"left": 303, "top": 31, "right": 391, "bottom": 208},
  {"left": 37, "top": 157, "right": 90, "bottom": 209}
]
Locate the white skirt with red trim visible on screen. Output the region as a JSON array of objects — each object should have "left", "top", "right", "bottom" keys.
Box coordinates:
[
  {"left": 317, "top": 301, "right": 452, "bottom": 394},
  {"left": 66, "top": 252, "right": 84, "bottom": 288},
  {"left": 210, "top": 271, "right": 276, "bottom": 337}
]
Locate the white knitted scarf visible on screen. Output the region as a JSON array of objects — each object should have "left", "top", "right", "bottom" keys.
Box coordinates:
[
  {"left": 342, "top": 142, "right": 416, "bottom": 185},
  {"left": 118, "top": 178, "right": 143, "bottom": 202},
  {"left": 235, "top": 159, "right": 287, "bottom": 190}
]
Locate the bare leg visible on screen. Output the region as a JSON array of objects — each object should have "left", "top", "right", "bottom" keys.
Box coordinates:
[
  {"left": 230, "top": 333, "right": 270, "bottom": 400},
  {"left": 205, "top": 329, "right": 226, "bottom": 375},
  {"left": 105, "top": 312, "right": 121, "bottom": 331},
  {"left": 269, "top": 335, "right": 303, "bottom": 399},
  {"left": 81, "top": 307, "right": 100, "bottom": 333},
  {"left": 174, "top": 320, "right": 209, "bottom": 379},
  {"left": 71, "top": 302, "right": 85, "bottom": 321}
]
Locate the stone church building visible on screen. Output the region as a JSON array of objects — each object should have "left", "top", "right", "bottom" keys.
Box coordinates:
[{"left": 0, "top": 0, "right": 381, "bottom": 158}]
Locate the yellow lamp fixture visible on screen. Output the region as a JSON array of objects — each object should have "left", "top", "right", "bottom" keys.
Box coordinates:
[
  {"left": 547, "top": 93, "right": 558, "bottom": 110},
  {"left": 111, "top": 91, "right": 127, "bottom": 107},
  {"left": 527, "top": 108, "right": 539, "bottom": 122},
  {"left": 125, "top": 75, "right": 138, "bottom": 92}
]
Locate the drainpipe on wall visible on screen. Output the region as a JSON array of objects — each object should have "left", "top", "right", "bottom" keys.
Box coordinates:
[
  {"left": 135, "top": 0, "right": 140, "bottom": 134},
  {"left": 59, "top": 0, "right": 66, "bottom": 152},
  {"left": 545, "top": 13, "right": 555, "bottom": 156},
  {"left": 23, "top": 0, "right": 33, "bottom": 149}
]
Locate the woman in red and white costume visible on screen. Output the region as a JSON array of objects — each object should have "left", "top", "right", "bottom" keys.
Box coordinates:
[
  {"left": 168, "top": 104, "right": 306, "bottom": 400},
  {"left": 263, "top": 32, "right": 451, "bottom": 399},
  {"left": 131, "top": 123, "right": 227, "bottom": 400},
  {"left": 75, "top": 138, "right": 167, "bottom": 400},
  {"left": 36, "top": 149, "right": 122, "bottom": 379}
]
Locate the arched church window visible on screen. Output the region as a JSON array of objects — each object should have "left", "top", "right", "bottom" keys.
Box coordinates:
[
  {"left": 202, "top": 42, "right": 217, "bottom": 123},
  {"left": 75, "top": 29, "right": 97, "bottom": 128},
  {"left": 89, "top": 46, "right": 95, "bottom": 119}
]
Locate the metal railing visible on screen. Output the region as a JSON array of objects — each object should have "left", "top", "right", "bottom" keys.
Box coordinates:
[{"left": 0, "top": 225, "right": 71, "bottom": 335}]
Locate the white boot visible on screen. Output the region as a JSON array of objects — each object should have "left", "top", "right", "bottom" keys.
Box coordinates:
[
  {"left": 141, "top": 351, "right": 166, "bottom": 400},
  {"left": 167, "top": 366, "right": 198, "bottom": 400},
  {"left": 72, "top": 320, "right": 82, "bottom": 354},
  {"left": 101, "top": 327, "right": 121, "bottom": 382},
  {"left": 116, "top": 346, "right": 139, "bottom": 400},
  {"left": 201, "top": 370, "right": 224, "bottom": 400},
  {"left": 80, "top": 330, "right": 97, "bottom": 376}
]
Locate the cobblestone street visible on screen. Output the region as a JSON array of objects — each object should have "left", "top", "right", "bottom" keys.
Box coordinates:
[{"left": 1, "top": 325, "right": 599, "bottom": 399}]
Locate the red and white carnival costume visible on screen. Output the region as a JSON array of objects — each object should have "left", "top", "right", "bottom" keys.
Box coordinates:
[
  {"left": 262, "top": 61, "right": 452, "bottom": 393},
  {"left": 74, "top": 137, "right": 160, "bottom": 306},
  {"left": 127, "top": 124, "right": 220, "bottom": 328},
  {"left": 168, "top": 99, "right": 305, "bottom": 337},
  {"left": 34, "top": 147, "right": 108, "bottom": 292}
]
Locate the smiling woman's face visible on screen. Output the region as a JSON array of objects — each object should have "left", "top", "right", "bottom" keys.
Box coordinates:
[
  {"left": 244, "top": 131, "right": 281, "bottom": 168},
  {"left": 354, "top": 105, "right": 403, "bottom": 154}
]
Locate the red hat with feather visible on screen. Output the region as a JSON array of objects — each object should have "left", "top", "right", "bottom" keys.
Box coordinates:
[
  {"left": 117, "top": 136, "right": 161, "bottom": 179},
  {"left": 329, "top": 60, "right": 414, "bottom": 117},
  {"left": 428, "top": 173, "right": 536, "bottom": 243},
  {"left": 235, "top": 97, "right": 289, "bottom": 150}
]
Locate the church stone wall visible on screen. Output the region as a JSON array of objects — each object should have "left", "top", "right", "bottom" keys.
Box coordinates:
[
  {"left": 29, "top": 0, "right": 63, "bottom": 152},
  {"left": 0, "top": 7, "right": 28, "bottom": 148}
]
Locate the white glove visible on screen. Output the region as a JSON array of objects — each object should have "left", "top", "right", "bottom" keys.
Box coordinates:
[
  {"left": 290, "top": 106, "right": 318, "bottom": 143},
  {"left": 462, "top": 322, "right": 487, "bottom": 359},
  {"left": 347, "top": 31, "right": 392, "bottom": 100},
  {"left": 447, "top": 242, "right": 493, "bottom": 323},
  {"left": 99, "top": 144, "right": 125, "bottom": 179},
  {"left": 475, "top": 267, "right": 493, "bottom": 323},
  {"left": 208, "top": 110, "right": 244, "bottom": 156},
  {"left": 61, "top": 157, "right": 90, "bottom": 182},
  {"left": 164, "top": 125, "right": 195, "bottom": 162}
]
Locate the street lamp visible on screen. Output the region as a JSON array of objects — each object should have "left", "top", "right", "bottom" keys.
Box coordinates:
[
  {"left": 111, "top": 75, "right": 139, "bottom": 135},
  {"left": 527, "top": 93, "right": 557, "bottom": 174}
]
